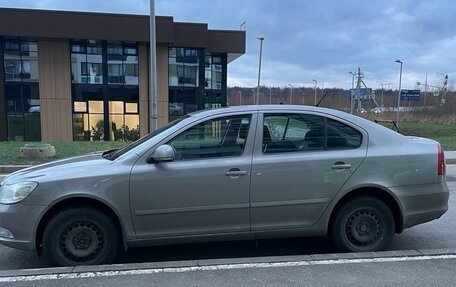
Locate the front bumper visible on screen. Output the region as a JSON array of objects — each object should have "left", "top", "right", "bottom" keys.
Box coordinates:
[
  {"left": 0, "top": 203, "right": 45, "bottom": 252},
  {"left": 391, "top": 181, "right": 449, "bottom": 229}
]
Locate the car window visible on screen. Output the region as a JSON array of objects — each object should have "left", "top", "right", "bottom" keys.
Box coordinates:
[
  {"left": 263, "top": 114, "right": 324, "bottom": 153},
  {"left": 168, "top": 114, "right": 251, "bottom": 160},
  {"left": 263, "top": 114, "right": 361, "bottom": 153},
  {"left": 327, "top": 118, "right": 362, "bottom": 149}
]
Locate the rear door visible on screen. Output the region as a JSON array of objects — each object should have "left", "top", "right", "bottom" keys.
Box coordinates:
[{"left": 250, "top": 111, "right": 368, "bottom": 231}]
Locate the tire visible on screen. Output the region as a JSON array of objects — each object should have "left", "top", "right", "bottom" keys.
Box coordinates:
[
  {"left": 42, "top": 207, "right": 119, "bottom": 266},
  {"left": 330, "top": 197, "right": 395, "bottom": 252}
]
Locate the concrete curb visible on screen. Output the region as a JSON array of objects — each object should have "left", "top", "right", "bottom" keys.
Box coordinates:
[{"left": 0, "top": 248, "right": 455, "bottom": 278}]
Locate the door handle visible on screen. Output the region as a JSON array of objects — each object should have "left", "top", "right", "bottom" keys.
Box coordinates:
[
  {"left": 331, "top": 162, "right": 352, "bottom": 170},
  {"left": 225, "top": 169, "right": 248, "bottom": 177}
]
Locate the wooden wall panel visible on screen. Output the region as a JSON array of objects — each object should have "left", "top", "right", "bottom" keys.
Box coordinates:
[
  {"left": 38, "top": 39, "right": 73, "bottom": 141},
  {"left": 0, "top": 40, "right": 6, "bottom": 141},
  {"left": 138, "top": 43, "right": 149, "bottom": 137},
  {"left": 156, "top": 45, "right": 169, "bottom": 128},
  {"left": 138, "top": 44, "right": 169, "bottom": 135}
]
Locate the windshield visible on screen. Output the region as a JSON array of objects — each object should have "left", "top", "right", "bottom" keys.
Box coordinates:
[{"left": 108, "top": 116, "right": 189, "bottom": 160}]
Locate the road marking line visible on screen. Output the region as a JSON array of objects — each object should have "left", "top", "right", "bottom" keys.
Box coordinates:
[{"left": 1, "top": 254, "right": 456, "bottom": 283}]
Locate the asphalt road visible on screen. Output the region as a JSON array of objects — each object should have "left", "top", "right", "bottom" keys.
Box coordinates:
[
  {"left": 4, "top": 256, "right": 456, "bottom": 287},
  {"left": 0, "top": 174, "right": 454, "bottom": 271}
]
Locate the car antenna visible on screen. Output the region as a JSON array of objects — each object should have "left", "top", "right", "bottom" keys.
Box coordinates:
[{"left": 315, "top": 91, "right": 330, "bottom": 107}]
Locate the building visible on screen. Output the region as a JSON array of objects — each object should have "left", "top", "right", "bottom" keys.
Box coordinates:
[{"left": 0, "top": 8, "right": 245, "bottom": 141}]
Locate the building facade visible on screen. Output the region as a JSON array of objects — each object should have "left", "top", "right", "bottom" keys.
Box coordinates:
[{"left": 0, "top": 8, "right": 245, "bottom": 141}]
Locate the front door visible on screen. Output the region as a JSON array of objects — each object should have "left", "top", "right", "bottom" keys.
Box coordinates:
[{"left": 129, "top": 112, "right": 256, "bottom": 239}]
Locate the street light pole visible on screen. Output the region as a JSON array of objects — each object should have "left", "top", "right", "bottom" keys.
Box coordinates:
[
  {"left": 395, "top": 59, "right": 403, "bottom": 124},
  {"left": 288, "top": 84, "right": 293, "bottom": 104},
  {"left": 149, "top": 0, "right": 158, "bottom": 132},
  {"left": 269, "top": 87, "right": 272, "bottom": 104},
  {"left": 256, "top": 37, "right": 264, "bottom": 105},
  {"left": 312, "top": 79, "right": 317, "bottom": 105}
]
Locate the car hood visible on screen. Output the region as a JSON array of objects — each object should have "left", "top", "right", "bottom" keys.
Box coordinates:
[{"left": 2, "top": 153, "right": 110, "bottom": 185}]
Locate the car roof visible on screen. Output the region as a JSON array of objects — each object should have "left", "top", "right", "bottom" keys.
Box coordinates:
[
  {"left": 189, "top": 105, "right": 360, "bottom": 122},
  {"left": 188, "top": 105, "right": 406, "bottom": 141}
]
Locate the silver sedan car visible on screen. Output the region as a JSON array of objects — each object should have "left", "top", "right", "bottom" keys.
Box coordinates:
[{"left": 0, "top": 105, "right": 449, "bottom": 266}]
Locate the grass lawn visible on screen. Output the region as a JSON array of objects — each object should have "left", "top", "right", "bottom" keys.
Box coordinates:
[
  {"left": 397, "top": 123, "right": 456, "bottom": 150},
  {"left": 0, "top": 141, "right": 129, "bottom": 165},
  {"left": 0, "top": 122, "right": 455, "bottom": 165}
]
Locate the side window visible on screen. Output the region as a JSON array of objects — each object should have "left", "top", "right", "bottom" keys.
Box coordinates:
[
  {"left": 263, "top": 114, "right": 324, "bottom": 153},
  {"left": 326, "top": 119, "right": 362, "bottom": 149},
  {"left": 168, "top": 115, "right": 251, "bottom": 160},
  {"left": 262, "top": 114, "right": 362, "bottom": 153}
]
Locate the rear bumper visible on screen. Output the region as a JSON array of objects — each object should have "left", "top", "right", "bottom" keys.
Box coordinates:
[{"left": 391, "top": 181, "right": 449, "bottom": 229}]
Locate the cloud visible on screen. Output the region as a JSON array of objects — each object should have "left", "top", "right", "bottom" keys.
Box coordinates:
[{"left": 1, "top": 0, "right": 455, "bottom": 89}]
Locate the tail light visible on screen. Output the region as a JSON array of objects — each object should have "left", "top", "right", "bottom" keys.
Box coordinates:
[{"left": 438, "top": 144, "right": 446, "bottom": 175}]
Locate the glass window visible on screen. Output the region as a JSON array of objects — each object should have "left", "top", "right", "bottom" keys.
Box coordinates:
[
  {"left": 7, "top": 114, "right": 25, "bottom": 141},
  {"left": 5, "top": 40, "right": 20, "bottom": 51},
  {"left": 4, "top": 57, "right": 22, "bottom": 81},
  {"left": 125, "top": 102, "right": 138, "bottom": 113},
  {"left": 169, "top": 47, "right": 199, "bottom": 87},
  {"left": 86, "top": 40, "right": 102, "bottom": 54},
  {"left": 106, "top": 42, "right": 138, "bottom": 85},
  {"left": 204, "top": 54, "right": 224, "bottom": 90},
  {"left": 71, "top": 40, "right": 103, "bottom": 84},
  {"left": 21, "top": 41, "right": 38, "bottom": 53},
  {"left": 71, "top": 44, "right": 86, "bottom": 53},
  {"left": 109, "top": 101, "right": 124, "bottom": 114},
  {"left": 88, "top": 100, "right": 104, "bottom": 113},
  {"left": 71, "top": 40, "right": 140, "bottom": 141},
  {"left": 74, "top": 101, "right": 87, "bottom": 113},
  {"left": 4, "top": 39, "right": 39, "bottom": 82},
  {"left": 22, "top": 59, "right": 39, "bottom": 81},
  {"left": 107, "top": 44, "right": 123, "bottom": 55},
  {"left": 262, "top": 114, "right": 362, "bottom": 153},
  {"left": 263, "top": 114, "right": 324, "bottom": 153},
  {"left": 326, "top": 118, "right": 362, "bottom": 149},
  {"left": 168, "top": 115, "right": 251, "bottom": 160},
  {"left": 4, "top": 83, "right": 41, "bottom": 141}
]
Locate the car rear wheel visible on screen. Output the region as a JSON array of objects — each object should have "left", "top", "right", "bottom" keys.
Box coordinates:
[
  {"left": 330, "top": 197, "right": 395, "bottom": 252},
  {"left": 42, "top": 207, "right": 119, "bottom": 266}
]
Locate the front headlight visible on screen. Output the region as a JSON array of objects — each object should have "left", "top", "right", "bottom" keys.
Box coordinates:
[{"left": 0, "top": 182, "right": 38, "bottom": 204}]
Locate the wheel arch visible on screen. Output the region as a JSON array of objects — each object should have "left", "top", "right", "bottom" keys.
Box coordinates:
[
  {"left": 35, "top": 196, "right": 125, "bottom": 254},
  {"left": 328, "top": 187, "right": 404, "bottom": 234}
]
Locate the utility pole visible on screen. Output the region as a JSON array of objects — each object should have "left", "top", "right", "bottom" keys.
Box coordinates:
[
  {"left": 349, "top": 72, "right": 355, "bottom": 114},
  {"left": 312, "top": 79, "right": 317, "bottom": 105}
]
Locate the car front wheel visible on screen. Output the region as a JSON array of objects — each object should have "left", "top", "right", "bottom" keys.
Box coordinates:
[
  {"left": 42, "top": 207, "right": 119, "bottom": 266},
  {"left": 330, "top": 197, "right": 395, "bottom": 252}
]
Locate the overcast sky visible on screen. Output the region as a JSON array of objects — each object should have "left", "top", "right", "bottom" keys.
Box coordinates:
[{"left": 1, "top": 0, "right": 455, "bottom": 90}]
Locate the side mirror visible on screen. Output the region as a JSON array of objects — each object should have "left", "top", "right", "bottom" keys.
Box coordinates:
[{"left": 147, "top": 144, "right": 175, "bottom": 163}]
